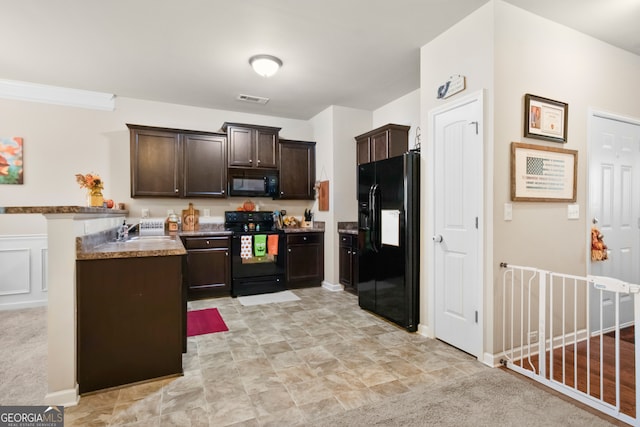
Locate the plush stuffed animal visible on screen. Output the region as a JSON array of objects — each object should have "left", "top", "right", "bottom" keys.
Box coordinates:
[{"left": 591, "top": 226, "right": 608, "bottom": 261}]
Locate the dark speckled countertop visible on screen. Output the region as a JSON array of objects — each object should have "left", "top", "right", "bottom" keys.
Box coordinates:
[
  {"left": 9, "top": 206, "right": 325, "bottom": 259},
  {"left": 281, "top": 221, "right": 325, "bottom": 233},
  {"left": 338, "top": 221, "right": 357, "bottom": 235},
  {"left": 77, "top": 235, "right": 187, "bottom": 260},
  {"left": 77, "top": 226, "right": 239, "bottom": 260},
  {"left": 1, "top": 205, "right": 128, "bottom": 216}
]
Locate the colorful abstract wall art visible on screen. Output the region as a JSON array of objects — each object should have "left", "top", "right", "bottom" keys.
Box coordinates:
[{"left": 0, "top": 137, "right": 23, "bottom": 184}]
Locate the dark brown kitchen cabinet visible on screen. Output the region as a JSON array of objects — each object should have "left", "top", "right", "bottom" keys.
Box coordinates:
[
  {"left": 279, "top": 139, "right": 316, "bottom": 200},
  {"left": 339, "top": 232, "right": 358, "bottom": 294},
  {"left": 128, "top": 124, "right": 227, "bottom": 198},
  {"left": 77, "top": 255, "right": 184, "bottom": 394},
  {"left": 182, "top": 235, "right": 230, "bottom": 299},
  {"left": 285, "top": 232, "right": 324, "bottom": 288},
  {"left": 221, "top": 122, "right": 280, "bottom": 169},
  {"left": 129, "top": 125, "right": 181, "bottom": 197},
  {"left": 355, "top": 123, "right": 410, "bottom": 165},
  {"left": 183, "top": 134, "right": 227, "bottom": 198}
]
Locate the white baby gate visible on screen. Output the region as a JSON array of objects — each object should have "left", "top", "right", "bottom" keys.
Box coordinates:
[{"left": 500, "top": 263, "right": 640, "bottom": 426}]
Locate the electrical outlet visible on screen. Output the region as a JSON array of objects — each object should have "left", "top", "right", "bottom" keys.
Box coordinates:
[
  {"left": 504, "top": 203, "right": 512, "bottom": 221},
  {"left": 529, "top": 331, "right": 538, "bottom": 343},
  {"left": 141, "top": 208, "right": 150, "bottom": 218}
]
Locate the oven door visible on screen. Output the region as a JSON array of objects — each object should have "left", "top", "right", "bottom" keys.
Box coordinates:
[{"left": 230, "top": 232, "right": 285, "bottom": 279}]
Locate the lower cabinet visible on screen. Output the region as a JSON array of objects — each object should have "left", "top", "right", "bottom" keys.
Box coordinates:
[
  {"left": 76, "top": 255, "right": 184, "bottom": 394},
  {"left": 182, "top": 235, "right": 230, "bottom": 299},
  {"left": 339, "top": 233, "right": 358, "bottom": 294},
  {"left": 285, "top": 232, "right": 324, "bottom": 288}
]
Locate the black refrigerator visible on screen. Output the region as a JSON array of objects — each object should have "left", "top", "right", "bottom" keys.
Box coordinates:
[{"left": 357, "top": 150, "right": 420, "bottom": 332}]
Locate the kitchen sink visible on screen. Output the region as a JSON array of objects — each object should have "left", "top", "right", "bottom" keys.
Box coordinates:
[{"left": 126, "top": 235, "right": 172, "bottom": 242}]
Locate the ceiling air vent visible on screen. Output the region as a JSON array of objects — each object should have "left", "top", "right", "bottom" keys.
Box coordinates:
[{"left": 237, "top": 94, "right": 270, "bottom": 105}]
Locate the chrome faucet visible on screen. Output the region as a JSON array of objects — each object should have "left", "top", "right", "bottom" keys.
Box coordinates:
[{"left": 116, "top": 222, "right": 137, "bottom": 241}]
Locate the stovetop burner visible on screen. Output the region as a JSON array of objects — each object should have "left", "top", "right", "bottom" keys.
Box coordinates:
[{"left": 224, "top": 211, "right": 280, "bottom": 233}]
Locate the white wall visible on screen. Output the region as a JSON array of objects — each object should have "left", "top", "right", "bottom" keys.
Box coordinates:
[
  {"left": 310, "top": 105, "right": 371, "bottom": 286},
  {"left": 419, "top": 1, "right": 495, "bottom": 344},
  {"left": 418, "top": 0, "right": 640, "bottom": 356},
  {"left": 373, "top": 89, "right": 421, "bottom": 150},
  {"left": 0, "top": 96, "right": 314, "bottom": 235},
  {"left": 491, "top": 0, "right": 640, "bottom": 353}
]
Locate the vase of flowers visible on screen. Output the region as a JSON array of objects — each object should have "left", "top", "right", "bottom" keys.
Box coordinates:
[{"left": 75, "top": 173, "right": 104, "bottom": 207}]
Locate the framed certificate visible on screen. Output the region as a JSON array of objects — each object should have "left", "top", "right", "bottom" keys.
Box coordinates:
[{"left": 524, "top": 94, "right": 568, "bottom": 143}]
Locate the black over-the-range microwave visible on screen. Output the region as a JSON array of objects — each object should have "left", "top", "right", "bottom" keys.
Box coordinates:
[{"left": 228, "top": 169, "right": 279, "bottom": 198}]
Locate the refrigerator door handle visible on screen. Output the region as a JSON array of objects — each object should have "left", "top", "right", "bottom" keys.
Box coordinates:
[
  {"left": 368, "top": 185, "right": 375, "bottom": 251},
  {"left": 371, "top": 184, "right": 381, "bottom": 252}
]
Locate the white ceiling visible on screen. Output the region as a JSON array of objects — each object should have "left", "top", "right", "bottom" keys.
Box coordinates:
[{"left": 1, "top": 0, "right": 638, "bottom": 120}]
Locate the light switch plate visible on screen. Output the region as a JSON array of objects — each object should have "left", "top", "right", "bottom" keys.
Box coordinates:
[
  {"left": 504, "top": 203, "right": 512, "bottom": 221},
  {"left": 567, "top": 204, "right": 579, "bottom": 220}
]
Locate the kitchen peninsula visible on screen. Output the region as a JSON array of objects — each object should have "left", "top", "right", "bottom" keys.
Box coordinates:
[{"left": 1, "top": 206, "right": 141, "bottom": 405}]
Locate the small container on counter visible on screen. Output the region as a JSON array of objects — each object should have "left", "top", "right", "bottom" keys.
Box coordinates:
[{"left": 167, "top": 213, "right": 179, "bottom": 233}]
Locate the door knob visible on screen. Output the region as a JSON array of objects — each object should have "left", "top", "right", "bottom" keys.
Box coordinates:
[{"left": 433, "top": 234, "right": 444, "bottom": 243}]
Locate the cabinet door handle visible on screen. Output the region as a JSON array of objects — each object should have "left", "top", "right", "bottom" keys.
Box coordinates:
[
  {"left": 174, "top": 188, "right": 179, "bottom": 193},
  {"left": 280, "top": 191, "right": 284, "bottom": 195},
  {"left": 249, "top": 159, "right": 253, "bottom": 163},
  {"left": 257, "top": 159, "right": 261, "bottom": 164},
  {"left": 347, "top": 250, "right": 351, "bottom": 254},
  {"left": 222, "top": 190, "right": 225, "bottom": 195},
  {"left": 303, "top": 236, "right": 307, "bottom": 241},
  {"left": 288, "top": 248, "right": 291, "bottom": 252},
  {"left": 206, "top": 240, "right": 209, "bottom": 245},
  {"left": 225, "top": 251, "right": 228, "bottom": 256}
]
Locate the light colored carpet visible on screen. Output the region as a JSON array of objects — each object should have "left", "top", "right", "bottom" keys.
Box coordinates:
[
  {"left": 309, "top": 368, "right": 615, "bottom": 427},
  {"left": 237, "top": 290, "right": 300, "bottom": 306},
  {"left": 0, "top": 305, "right": 47, "bottom": 405}
]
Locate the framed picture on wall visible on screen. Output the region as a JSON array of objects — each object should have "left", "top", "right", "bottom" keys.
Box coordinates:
[
  {"left": 524, "top": 94, "right": 568, "bottom": 143},
  {"left": 511, "top": 142, "right": 577, "bottom": 202}
]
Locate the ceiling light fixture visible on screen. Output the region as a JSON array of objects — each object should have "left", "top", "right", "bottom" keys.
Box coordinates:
[{"left": 249, "top": 55, "right": 282, "bottom": 77}]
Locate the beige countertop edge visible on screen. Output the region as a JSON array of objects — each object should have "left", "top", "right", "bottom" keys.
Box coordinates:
[
  {"left": 338, "top": 229, "right": 358, "bottom": 235},
  {"left": 77, "top": 248, "right": 186, "bottom": 260},
  {"left": 1, "top": 205, "right": 128, "bottom": 215},
  {"left": 282, "top": 227, "right": 325, "bottom": 233},
  {"left": 179, "top": 230, "right": 232, "bottom": 237},
  {"left": 77, "top": 241, "right": 186, "bottom": 260}
]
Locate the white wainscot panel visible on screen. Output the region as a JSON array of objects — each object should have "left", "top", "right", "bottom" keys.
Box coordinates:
[
  {"left": 0, "top": 235, "right": 48, "bottom": 310},
  {"left": 0, "top": 248, "right": 30, "bottom": 295}
]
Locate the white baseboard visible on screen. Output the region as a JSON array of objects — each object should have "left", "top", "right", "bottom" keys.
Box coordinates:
[
  {"left": 44, "top": 384, "right": 79, "bottom": 407},
  {"left": 321, "top": 281, "right": 343, "bottom": 292},
  {"left": 483, "top": 352, "right": 501, "bottom": 367},
  {"left": 0, "top": 299, "right": 47, "bottom": 310},
  {"left": 417, "top": 323, "right": 433, "bottom": 338}
]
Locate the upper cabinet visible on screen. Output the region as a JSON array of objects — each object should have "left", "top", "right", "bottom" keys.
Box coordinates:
[
  {"left": 128, "top": 124, "right": 227, "bottom": 198},
  {"left": 278, "top": 139, "right": 316, "bottom": 200},
  {"left": 222, "top": 122, "right": 280, "bottom": 169},
  {"left": 354, "top": 124, "right": 410, "bottom": 165},
  {"left": 182, "top": 133, "right": 227, "bottom": 198}
]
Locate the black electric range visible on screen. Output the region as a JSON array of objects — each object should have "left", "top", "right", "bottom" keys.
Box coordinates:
[{"left": 224, "top": 211, "right": 286, "bottom": 297}]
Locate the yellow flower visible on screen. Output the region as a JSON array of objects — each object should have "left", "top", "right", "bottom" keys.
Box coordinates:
[{"left": 75, "top": 173, "right": 103, "bottom": 190}]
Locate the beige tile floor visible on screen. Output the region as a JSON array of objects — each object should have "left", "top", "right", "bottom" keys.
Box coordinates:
[{"left": 65, "top": 287, "right": 486, "bottom": 426}]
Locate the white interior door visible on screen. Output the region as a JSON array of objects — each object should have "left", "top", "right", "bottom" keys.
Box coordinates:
[
  {"left": 589, "top": 113, "right": 640, "bottom": 329},
  {"left": 432, "top": 93, "right": 482, "bottom": 357}
]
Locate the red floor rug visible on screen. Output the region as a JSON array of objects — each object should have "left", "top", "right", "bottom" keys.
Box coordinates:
[{"left": 187, "top": 308, "right": 228, "bottom": 337}]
